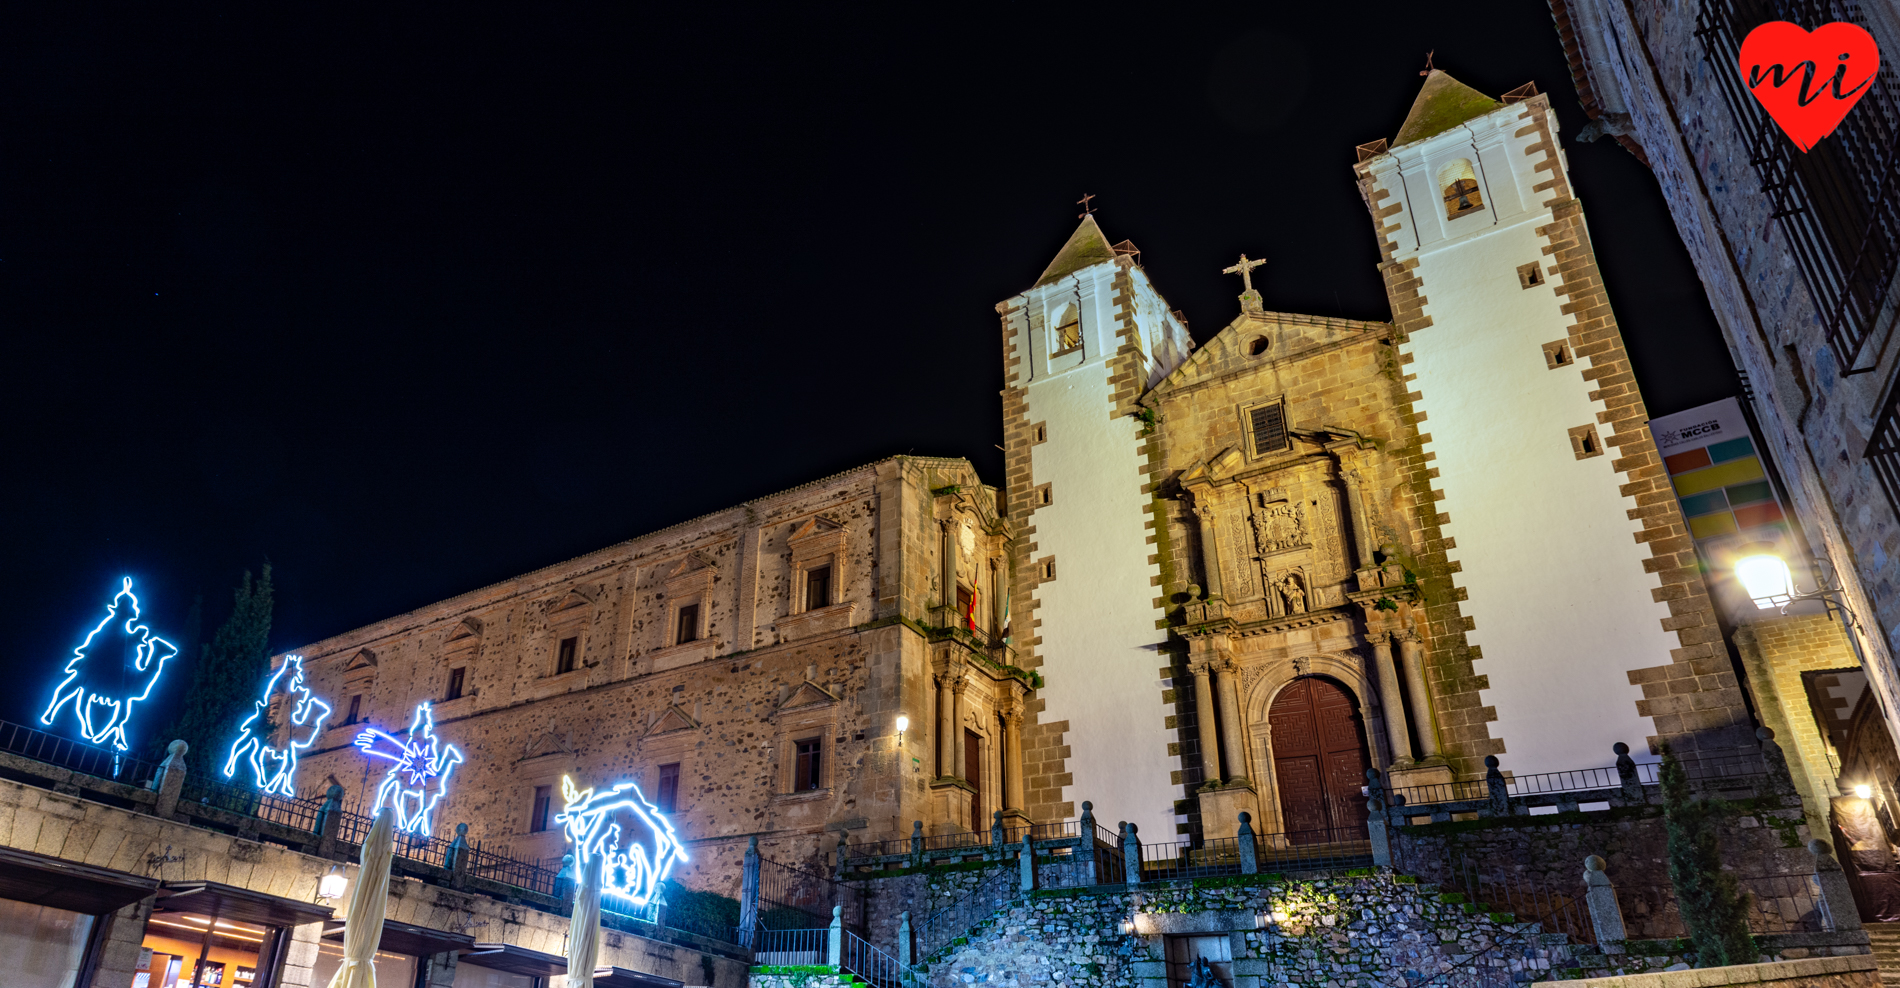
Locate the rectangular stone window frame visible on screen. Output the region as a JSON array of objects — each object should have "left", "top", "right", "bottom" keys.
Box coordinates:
[
  {"left": 788, "top": 522, "right": 847, "bottom": 617},
  {"left": 1033, "top": 482, "right": 1052, "bottom": 507},
  {"left": 656, "top": 762, "right": 682, "bottom": 814},
  {"left": 1242, "top": 398, "right": 1290, "bottom": 459},
  {"left": 445, "top": 666, "right": 466, "bottom": 701},
  {"left": 1031, "top": 422, "right": 1048, "bottom": 445},
  {"left": 661, "top": 565, "right": 715, "bottom": 650},
  {"left": 1542, "top": 339, "right": 1574, "bottom": 369},
  {"left": 1518, "top": 261, "right": 1547, "bottom": 290},
  {"left": 637, "top": 731, "right": 694, "bottom": 814},
  {"left": 529, "top": 784, "right": 553, "bottom": 832},
  {"left": 554, "top": 635, "right": 579, "bottom": 675},
  {"left": 773, "top": 702, "right": 838, "bottom": 799},
  {"left": 1569, "top": 423, "right": 1605, "bottom": 460}
]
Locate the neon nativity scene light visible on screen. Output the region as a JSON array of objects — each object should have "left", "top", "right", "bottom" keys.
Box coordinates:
[
  {"left": 558, "top": 774, "right": 688, "bottom": 909},
  {"left": 223, "top": 655, "right": 332, "bottom": 797},
  {"left": 40, "top": 577, "right": 178, "bottom": 752},
  {"left": 354, "top": 701, "right": 464, "bottom": 836}
]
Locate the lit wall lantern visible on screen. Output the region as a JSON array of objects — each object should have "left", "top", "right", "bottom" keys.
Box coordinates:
[
  {"left": 316, "top": 866, "right": 347, "bottom": 903},
  {"left": 894, "top": 714, "right": 910, "bottom": 746},
  {"left": 1856, "top": 784, "right": 1874, "bottom": 799},
  {"left": 1735, "top": 548, "right": 1796, "bottom": 610}
]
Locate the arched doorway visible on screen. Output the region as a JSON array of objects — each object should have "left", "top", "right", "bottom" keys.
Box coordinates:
[{"left": 1269, "top": 676, "right": 1371, "bottom": 843}]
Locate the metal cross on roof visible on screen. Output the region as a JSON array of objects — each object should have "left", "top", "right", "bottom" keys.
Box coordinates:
[
  {"left": 1222, "top": 254, "right": 1267, "bottom": 294},
  {"left": 1420, "top": 49, "right": 1436, "bottom": 77},
  {"left": 1076, "top": 192, "right": 1097, "bottom": 218}
]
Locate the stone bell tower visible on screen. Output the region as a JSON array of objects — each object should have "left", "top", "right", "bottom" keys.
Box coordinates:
[
  {"left": 995, "top": 215, "right": 1195, "bottom": 839},
  {"left": 1352, "top": 72, "right": 1751, "bottom": 767}
]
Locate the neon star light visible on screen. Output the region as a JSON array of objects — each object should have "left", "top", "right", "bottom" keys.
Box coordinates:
[
  {"left": 353, "top": 701, "right": 464, "bottom": 836},
  {"left": 223, "top": 655, "right": 332, "bottom": 797},
  {"left": 557, "top": 774, "right": 688, "bottom": 908},
  {"left": 40, "top": 577, "right": 178, "bottom": 752}
]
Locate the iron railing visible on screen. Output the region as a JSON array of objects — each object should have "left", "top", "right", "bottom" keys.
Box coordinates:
[
  {"left": 920, "top": 858, "right": 1017, "bottom": 959},
  {"left": 1132, "top": 828, "right": 1373, "bottom": 884},
  {"left": 1439, "top": 855, "right": 1596, "bottom": 944},
  {"left": 178, "top": 773, "right": 325, "bottom": 832},
  {"left": 1696, "top": 0, "right": 1900, "bottom": 376},
  {"left": 1616, "top": 873, "right": 1830, "bottom": 937},
  {"left": 1386, "top": 748, "right": 1768, "bottom": 808},
  {"left": 840, "top": 929, "right": 910, "bottom": 988},
  {"left": 750, "top": 928, "right": 827, "bottom": 966},
  {"left": 1871, "top": 362, "right": 1900, "bottom": 516},
  {"left": 757, "top": 857, "right": 850, "bottom": 930},
  {"left": 0, "top": 718, "right": 158, "bottom": 786}
]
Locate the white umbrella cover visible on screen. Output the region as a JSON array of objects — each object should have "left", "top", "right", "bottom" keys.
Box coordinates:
[
  {"left": 566, "top": 850, "right": 602, "bottom": 988},
  {"left": 328, "top": 809, "right": 395, "bottom": 988}
]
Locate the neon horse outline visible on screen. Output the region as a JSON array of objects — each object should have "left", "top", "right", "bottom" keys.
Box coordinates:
[
  {"left": 354, "top": 701, "right": 463, "bottom": 836},
  {"left": 223, "top": 655, "right": 332, "bottom": 797},
  {"left": 557, "top": 774, "right": 688, "bottom": 908},
  {"left": 40, "top": 577, "right": 177, "bottom": 752}
]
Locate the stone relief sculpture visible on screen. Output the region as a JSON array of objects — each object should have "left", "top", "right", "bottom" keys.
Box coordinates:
[{"left": 1250, "top": 497, "right": 1307, "bottom": 555}]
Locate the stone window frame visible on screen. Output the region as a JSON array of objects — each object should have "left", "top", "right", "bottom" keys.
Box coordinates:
[
  {"left": 773, "top": 686, "right": 840, "bottom": 800},
  {"left": 1241, "top": 397, "right": 1291, "bottom": 460},
  {"left": 788, "top": 519, "right": 847, "bottom": 617},
  {"left": 1049, "top": 301, "right": 1084, "bottom": 358},
  {"left": 1517, "top": 261, "right": 1547, "bottom": 290},
  {"left": 441, "top": 619, "right": 481, "bottom": 705},
  {"left": 1436, "top": 157, "right": 1486, "bottom": 220},
  {"left": 661, "top": 561, "right": 715, "bottom": 648},
  {"left": 639, "top": 713, "right": 698, "bottom": 817},
  {"left": 1542, "top": 340, "right": 1574, "bottom": 370},
  {"left": 1568, "top": 423, "right": 1605, "bottom": 460}
]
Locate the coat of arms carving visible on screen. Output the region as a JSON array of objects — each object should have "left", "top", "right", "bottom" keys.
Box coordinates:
[{"left": 1251, "top": 500, "right": 1307, "bottom": 554}]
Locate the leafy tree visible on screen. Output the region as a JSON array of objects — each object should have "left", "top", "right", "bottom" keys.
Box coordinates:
[
  {"left": 155, "top": 565, "right": 275, "bottom": 770},
  {"left": 1660, "top": 745, "right": 1756, "bottom": 966}
]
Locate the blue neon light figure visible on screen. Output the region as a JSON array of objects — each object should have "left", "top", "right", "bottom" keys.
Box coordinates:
[
  {"left": 353, "top": 701, "right": 463, "bottom": 836},
  {"left": 223, "top": 655, "right": 331, "bottom": 797},
  {"left": 557, "top": 774, "right": 688, "bottom": 908},
  {"left": 40, "top": 577, "right": 178, "bottom": 752}
]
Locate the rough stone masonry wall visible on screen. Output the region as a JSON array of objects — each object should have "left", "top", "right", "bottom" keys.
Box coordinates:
[
  {"left": 915, "top": 872, "right": 1575, "bottom": 988},
  {"left": 1392, "top": 795, "right": 1814, "bottom": 934}
]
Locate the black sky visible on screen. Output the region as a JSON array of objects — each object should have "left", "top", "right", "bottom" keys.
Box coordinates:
[{"left": 0, "top": 5, "right": 1739, "bottom": 732}]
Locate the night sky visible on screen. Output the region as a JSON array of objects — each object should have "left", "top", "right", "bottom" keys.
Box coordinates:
[{"left": 0, "top": 6, "right": 1738, "bottom": 733}]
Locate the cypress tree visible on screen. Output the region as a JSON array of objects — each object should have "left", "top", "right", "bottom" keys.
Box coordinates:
[
  {"left": 1660, "top": 745, "right": 1756, "bottom": 966},
  {"left": 157, "top": 565, "right": 275, "bottom": 771}
]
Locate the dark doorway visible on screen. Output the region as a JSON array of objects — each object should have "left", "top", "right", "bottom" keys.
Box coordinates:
[
  {"left": 1269, "top": 676, "right": 1371, "bottom": 843},
  {"left": 965, "top": 729, "right": 983, "bottom": 832}
]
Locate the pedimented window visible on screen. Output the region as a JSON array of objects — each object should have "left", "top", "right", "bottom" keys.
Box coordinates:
[{"left": 788, "top": 518, "right": 847, "bottom": 616}]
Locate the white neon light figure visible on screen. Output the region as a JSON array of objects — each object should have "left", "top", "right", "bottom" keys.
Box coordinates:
[
  {"left": 223, "top": 655, "right": 332, "bottom": 797},
  {"left": 40, "top": 577, "right": 178, "bottom": 752},
  {"left": 353, "top": 701, "right": 463, "bottom": 836},
  {"left": 558, "top": 774, "right": 687, "bottom": 909}
]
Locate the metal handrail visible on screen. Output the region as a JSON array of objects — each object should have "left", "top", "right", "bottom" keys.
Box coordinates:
[{"left": 0, "top": 718, "right": 159, "bottom": 786}]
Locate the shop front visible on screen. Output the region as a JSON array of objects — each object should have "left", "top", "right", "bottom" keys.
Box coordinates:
[
  {"left": 457, "top": 942, "right": 567, "bottom": 988},
  {"left": 139, "top": 881, "right": 334, "bottom": 988},
  {"left": 315, "top": 917, "right": 474, "bottom": 988},
  {"left": 0, "top": 844, "right": 158, "bottom": 988}
]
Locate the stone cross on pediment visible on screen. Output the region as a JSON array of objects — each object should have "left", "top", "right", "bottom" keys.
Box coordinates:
[{"left": 1223, "top": 254, "right": 1267, "bottom": 314}]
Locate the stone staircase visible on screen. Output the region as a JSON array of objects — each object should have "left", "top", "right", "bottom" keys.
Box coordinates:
[{"left": 1865, "top": 922, "right": 1900, "bottom": 985}]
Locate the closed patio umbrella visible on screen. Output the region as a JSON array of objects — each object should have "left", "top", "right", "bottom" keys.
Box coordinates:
[
  {"left": 328, "top": 809, "right": 395, "bottom": 988},
  {"left": 566, "top": 850, "right": 602, "bottom": 988}
]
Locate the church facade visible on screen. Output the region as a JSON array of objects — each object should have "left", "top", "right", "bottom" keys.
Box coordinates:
[{"left": 272, "top": 73, "right": 1760, "bottom": 892}]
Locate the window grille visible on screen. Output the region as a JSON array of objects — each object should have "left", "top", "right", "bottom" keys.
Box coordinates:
[
  {"left": 1250, "top": 400, "right": 1289, "bottom": 455},
  {"left": 1696, "top": 0, "right": 1900, "bottom": 375},
  {"left": 1871, "top": 363, "right": 1900, "bottom": 514}
]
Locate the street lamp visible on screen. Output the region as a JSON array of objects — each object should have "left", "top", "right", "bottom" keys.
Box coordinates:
[
  {"left": 1855, "top": 784, "right": 1874, "bottom": 799},
  {"left": 894, "top": 714, "right": 910, "bottom": 746},
  {"left": 1733, "top": 543, "right": 1852, "bottom": 617}
]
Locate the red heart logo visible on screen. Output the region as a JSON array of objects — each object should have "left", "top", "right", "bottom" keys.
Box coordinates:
[{"left": 1739, "top": 21, "right": 1880, "bottom": 152}]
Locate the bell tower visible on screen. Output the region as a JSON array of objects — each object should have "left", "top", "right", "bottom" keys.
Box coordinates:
[
  {"left": 996, "top": 215, "right": 1194, "bottom": 838},
  {"left": 1352, "top": 72, "right": 1750, "bottom": 768}
]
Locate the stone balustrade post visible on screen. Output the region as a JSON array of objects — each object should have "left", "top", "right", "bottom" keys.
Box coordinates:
[
  {"left": 446, "top": 823, "right": 470, "bottom": 889},
  {"left": 652, "top": 884, "right": 668, "bottom": 931},
  {"left": 1077, "top": 801, "right": 1097, "bottom": 885},
  {"left": 1613, "top": 742, "right": 1643, "bottom": 804},
  {"left": 739, "top": 836, "right": 761, "bottom": 944},
  {"left": 316, "top": 783, "right": 344, "bottom": 858},
  {"left": 990, "top": 810, "right": 1006, "bottom": 858},
  {"left": 1237, "top": 812, "right": 1258, "bottom": 874},
  {"left": 827, "top": 905, "right": 843, "bottom": 967},
  {"left": 556, "top": 853, "right": 575, "bottom": 904},
  {"left": 1366, "top": 769, "right": 1392, "bottom": 868},
  {"left": 909, "top": 820, "right": 924, "bottom": 869},
  {"left": 152, "top": 740, "right": 188, "bottom": 819},
  {"left": 1019, "top": 838, "right": 1037, "bottom": 892},
  {"left": 1760, "top": 727, "right": 1799, "bottom": 798},
  {"left": 1483, "top": 756, "right": 1510, "bottom": 817},
  {"left": 897, "top": 911, "right": 913, "bottom": 967},
  {"left": 1122, "top": 822, "right": 1142, "bottom": 888},
  {"left": 1582, "top": 856, "right": 1626, "bottom": 952},
  {"left": 1810, "top": 839, "right": 1863, "bottom": 932}
]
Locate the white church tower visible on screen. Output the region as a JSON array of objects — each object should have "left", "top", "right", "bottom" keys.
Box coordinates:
[
  {"left": 996, "top": 217, "right": 1195, "bottom": 840},
  {"left": 1352, "top": 73, "right": 1750, "bottom": 771}
]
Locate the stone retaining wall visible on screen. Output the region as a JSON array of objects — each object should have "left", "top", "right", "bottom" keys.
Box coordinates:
[{"left": 1545, "top": 953, "right": 1880, "bottom": 986}]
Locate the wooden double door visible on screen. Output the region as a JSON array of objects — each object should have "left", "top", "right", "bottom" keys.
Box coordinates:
[{"left": 1268, "top": 676, "right": 1371, "bottom": 843}]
